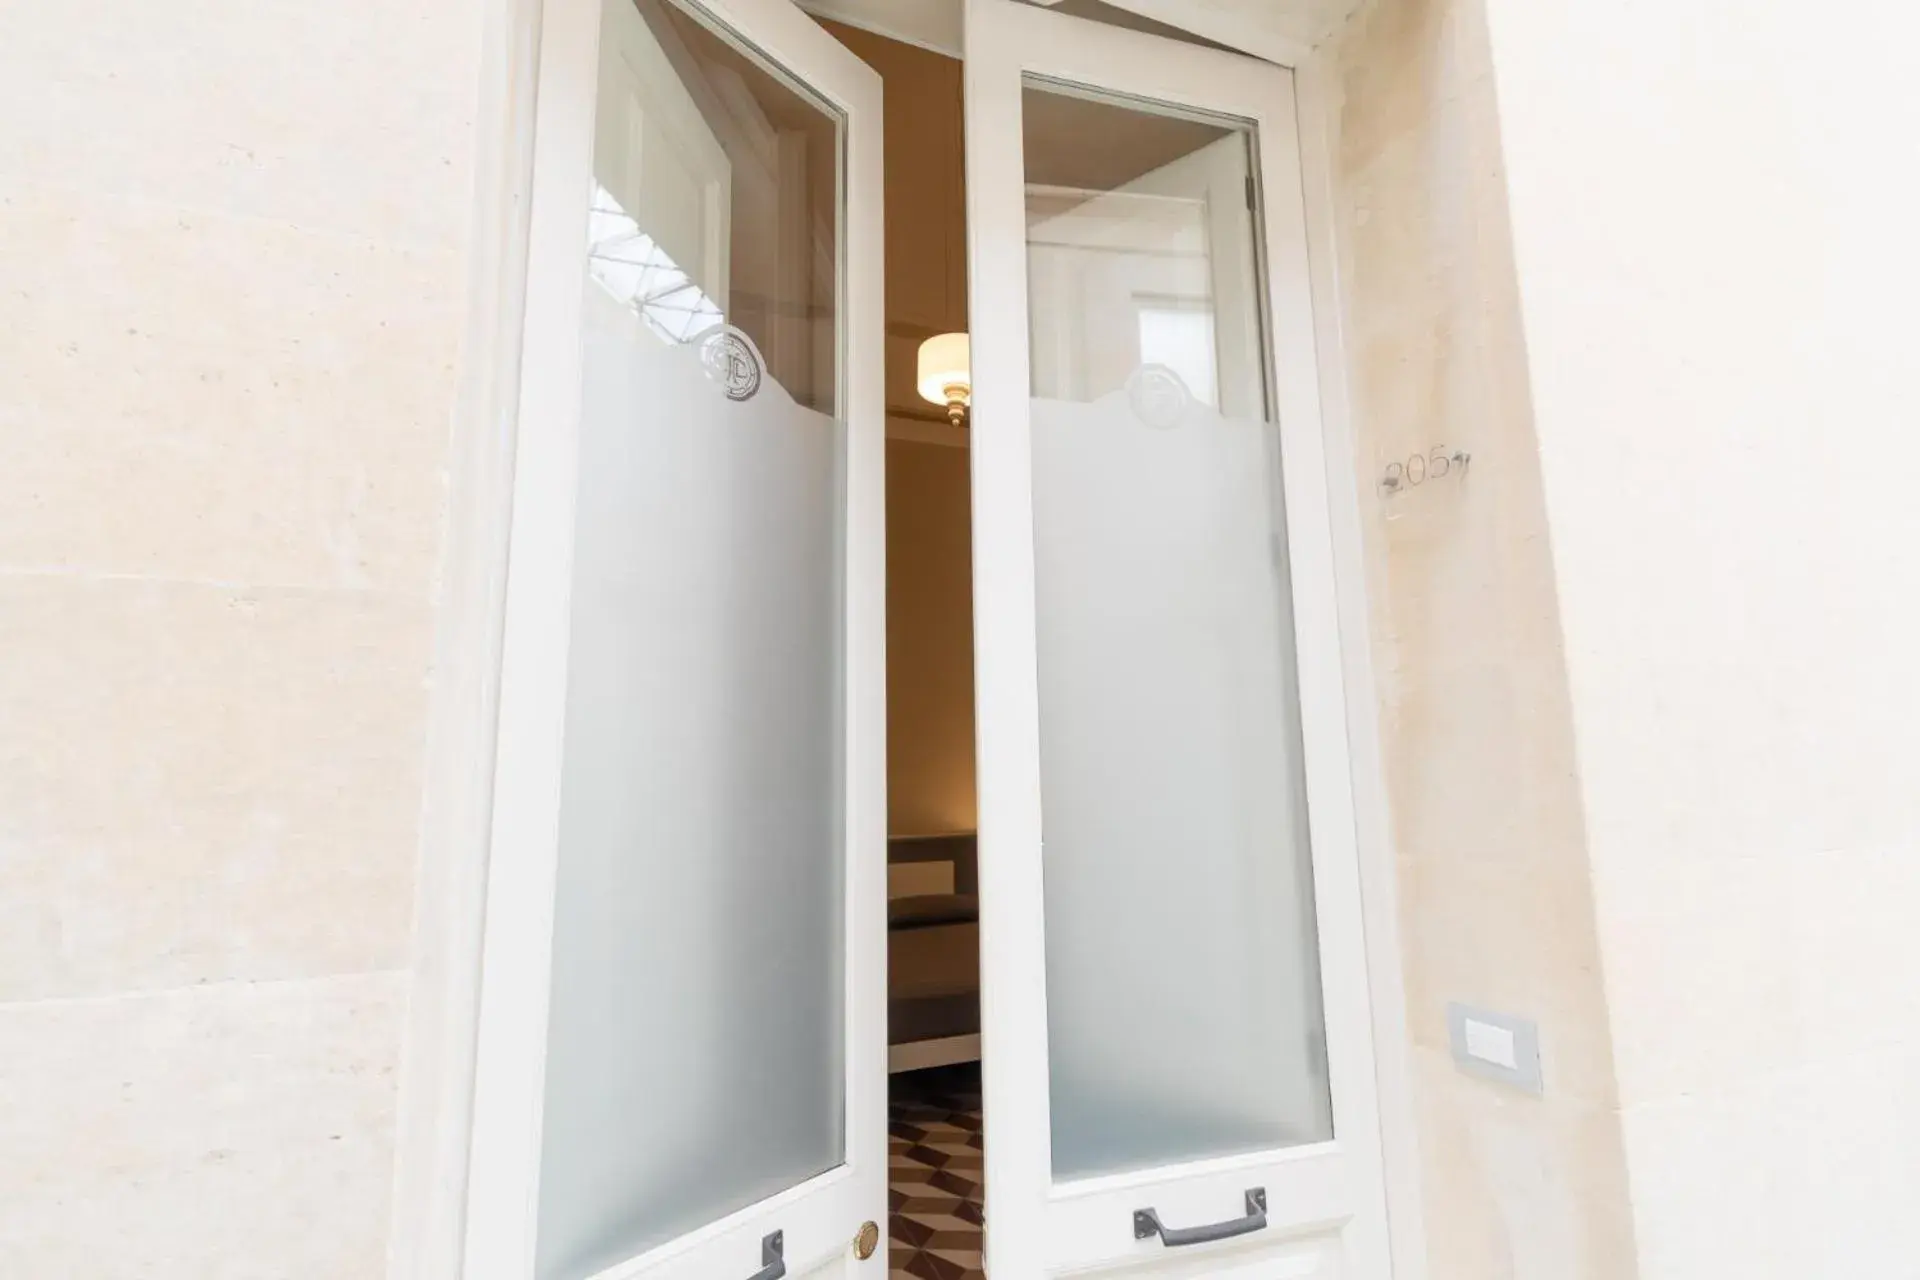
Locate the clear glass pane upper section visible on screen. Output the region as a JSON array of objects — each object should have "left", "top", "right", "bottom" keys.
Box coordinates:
[
  {"left": 586, "top": 0, "right": 840, "bottom": 411},
  {"left": 534, "top": 2, "right": 847, "bottom": 1275},
  {"left": 1021, "top": 82, "right": 1335, "bottom": 1181}
]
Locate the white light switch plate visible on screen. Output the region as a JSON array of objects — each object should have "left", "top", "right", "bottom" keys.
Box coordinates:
[
  {"left": 1447, "top": 1003, "right": 1543, "bottom": 1094},
  {"left": 1463, "top": 1017, "right": 1517, "bottom": 1069}
]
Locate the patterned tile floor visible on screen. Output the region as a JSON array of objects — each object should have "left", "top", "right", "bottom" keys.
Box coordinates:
[{"left": 888, "top": 1063, "right": 985, "bottom": 1280}]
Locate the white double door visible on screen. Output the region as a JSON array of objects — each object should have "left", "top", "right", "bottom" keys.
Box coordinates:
[{"left": 466, "top": 0, "right": 1388, "bottom": 1276}]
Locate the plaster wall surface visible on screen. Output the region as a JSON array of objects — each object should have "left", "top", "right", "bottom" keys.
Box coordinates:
[
  {"left": 1480, "top": 3, "right": 1920, "bottom": 1275},
  {"left": 0, "top": 0, "right": 483, "bottom": 1272}
]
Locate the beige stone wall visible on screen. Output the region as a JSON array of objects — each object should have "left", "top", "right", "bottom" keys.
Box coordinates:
[
  {"left": 1324, "top": 0, "right": 1637, "bottom": 1273},
  {"left": 1482, "top": 3, "right": 1920, "bottom": 1275},
  {"left": 0, "top": 1, "right": 483, "bottom": 1272}
]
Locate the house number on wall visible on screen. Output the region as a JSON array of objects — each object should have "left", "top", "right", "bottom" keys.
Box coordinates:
[{"left": 1380, "top": 447, "right": 1471, "bottom": 496}]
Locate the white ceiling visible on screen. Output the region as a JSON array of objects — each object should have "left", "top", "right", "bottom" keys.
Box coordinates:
[
  {"left": 801, "top": 0, "right": 1370, "bottom": 63},
  {"left": 1094, "top": 0, "right": 1368, "bottom": 60}
]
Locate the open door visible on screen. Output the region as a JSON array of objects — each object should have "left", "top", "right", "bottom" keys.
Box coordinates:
[
  {"left": 465, "top": 0, "right": 886, "bottom": 1276},
  {"left": 964, "top": 1, "right": 1391, "bottom": 1276}
]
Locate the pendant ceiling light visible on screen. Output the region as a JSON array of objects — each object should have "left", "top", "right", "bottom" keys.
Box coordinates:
[{"left": 917, "top": 332, "right": 971, "bottom": 426}]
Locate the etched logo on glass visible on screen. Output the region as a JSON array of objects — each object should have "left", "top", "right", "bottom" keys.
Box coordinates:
[
  {"left": 1126, "top": 363, "right": 1191, "bottom": 430},
  {"left": 697, "top": 325, "right": 763, "bottom": 403}
]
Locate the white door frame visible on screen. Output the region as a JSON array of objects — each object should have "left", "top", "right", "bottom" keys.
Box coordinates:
[
  {"left": 392, "top": 1, "right": 1426, "bottom": 1277},
  {"left": 454, "top": 0, "right": 888, "bottom": 1274},
  {"left": 1289, "top": 53, "right": 1429, "bottom": 1280},
  {"left": 961, "top": 0, "right": 1408, "bottom": 1275}
]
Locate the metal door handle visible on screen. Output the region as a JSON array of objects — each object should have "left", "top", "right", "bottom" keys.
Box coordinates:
[
  {"left": 746, "top": 1231, "right": 786, "bottom": 1280},
  {"left": 1133, "top": 1188, "right": 1267, "bottom": 1248}
]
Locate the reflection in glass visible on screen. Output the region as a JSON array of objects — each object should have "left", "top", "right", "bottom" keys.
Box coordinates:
[
  {"left": 584, "top": 0, "right": 840, "bottom": 410},
  {"left": 1134, "top": 303, "right": 1218, "bottom": 407},
  {"left": 1021, "top": 82, "right": 1335, "bottom": 1181},
  {"left": 533, "top": 0, "right": 847, "bottom": 1275},
  {"left": 587, "top": 184, "right": 726, "bottom": 343}
]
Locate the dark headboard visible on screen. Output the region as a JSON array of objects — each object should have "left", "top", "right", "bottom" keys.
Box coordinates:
[{"left": 886, "top": 833, "right": 977, "bottom": 895}]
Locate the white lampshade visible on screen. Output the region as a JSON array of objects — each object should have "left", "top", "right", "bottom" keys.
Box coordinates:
[{"left": 916, "top": 332, "right": 971, "bottom": 408}]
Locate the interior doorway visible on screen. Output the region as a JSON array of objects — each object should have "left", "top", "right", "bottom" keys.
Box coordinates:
[{"left": 814, "top": 20, "right": 988, "bottom": 1278}]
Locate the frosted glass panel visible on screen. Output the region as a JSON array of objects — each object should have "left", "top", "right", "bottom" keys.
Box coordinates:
[
  {"left": 1022, "top": 83, "right": 1334, "bottom": 1181},
  {"left": 534, "top": 1, "right": 846, "bottom": 1275}
]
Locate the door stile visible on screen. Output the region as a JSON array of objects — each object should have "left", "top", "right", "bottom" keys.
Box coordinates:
[{"left": 961, "top": 1, "right": 1392, "bottom": 1276}]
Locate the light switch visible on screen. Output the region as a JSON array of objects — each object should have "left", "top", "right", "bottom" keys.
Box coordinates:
[
  {"left": 1463, "top": 1017, "right": 1517, "bottom": 1070},
  {"left": 1446, "top": 1003, "right": 1543, "bottom": 1094}
]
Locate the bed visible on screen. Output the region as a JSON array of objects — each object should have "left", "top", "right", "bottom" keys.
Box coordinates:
[{"left": 887, "top": 833, "right": 981, "bottom": 1072}]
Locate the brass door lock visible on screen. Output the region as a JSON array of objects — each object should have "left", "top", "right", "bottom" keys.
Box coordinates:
[{"left": 853, "top": 1220, "right": 881, "bottom": 1261}]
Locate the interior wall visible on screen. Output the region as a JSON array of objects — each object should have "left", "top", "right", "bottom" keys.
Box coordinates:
[
  {"left": 884, "top": 439, "right": 979, "bottom": 836},
  {"left": 1323, "top": 0, "right": 1638, "bottom": 1274},
  {"left": 0, "top": 1, "right": 482, "bottom": 1274},
  {"left": 824, "top": 21, "right": 979, "bottom": 838},
  {"left": 820, "top": 20, "right": 969, "bottom": 427},
  {"left": 1481, "top": 4, "right": 1920, "bottom": 1276}
]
